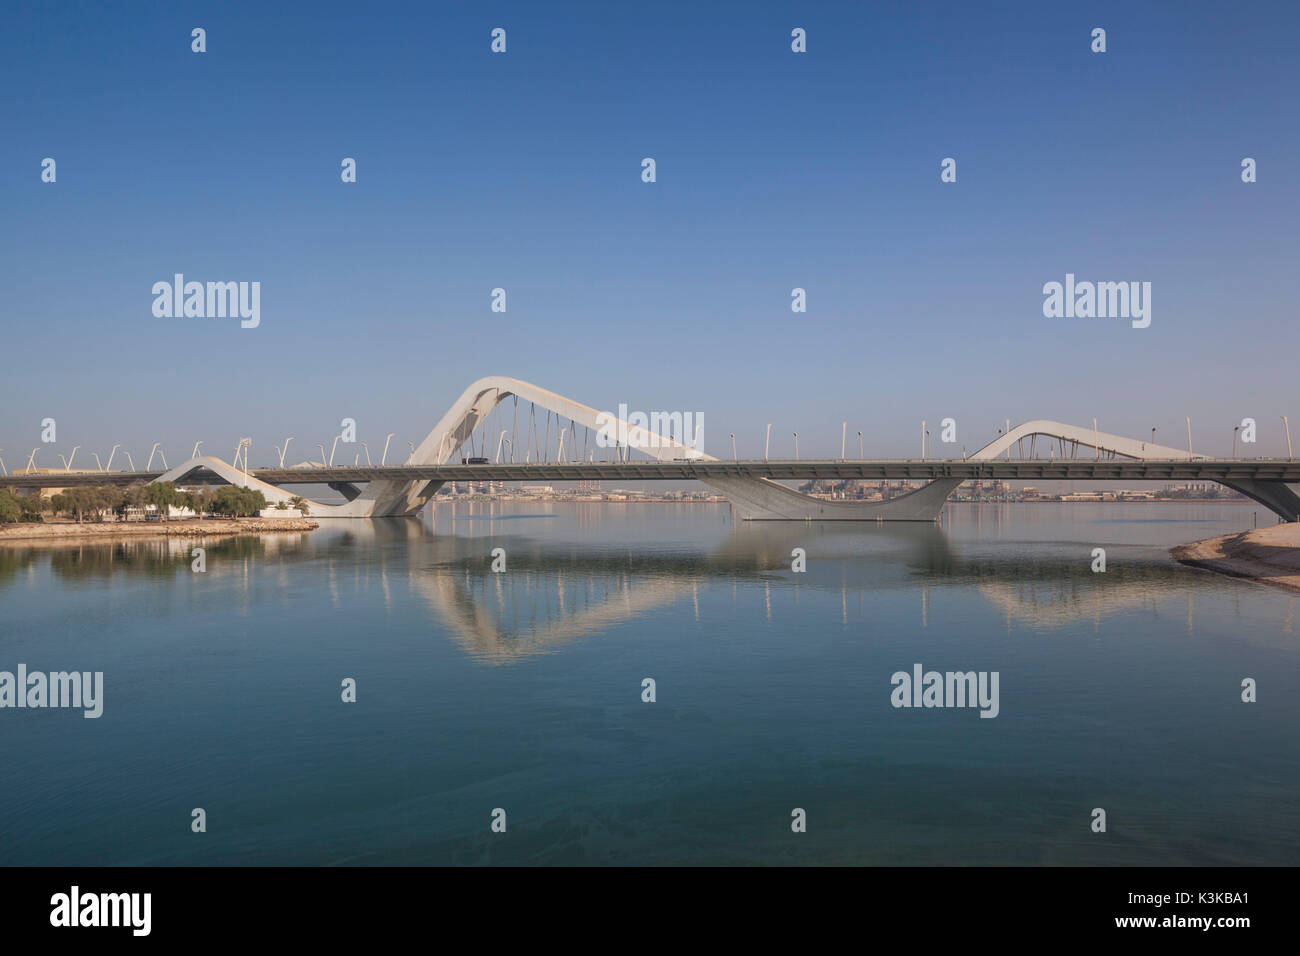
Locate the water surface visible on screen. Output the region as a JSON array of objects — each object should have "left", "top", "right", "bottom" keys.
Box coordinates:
[{"left": 1, "top": 501, "right": 1295, "bottom": 865}]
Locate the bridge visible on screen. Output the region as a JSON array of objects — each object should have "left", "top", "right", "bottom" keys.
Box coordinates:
[{"left": 7, "top": 375, "right": 1300, "bottom": 521}]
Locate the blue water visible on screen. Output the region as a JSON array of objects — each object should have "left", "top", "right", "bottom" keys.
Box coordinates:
[{"left": 1, "top": 501, "right": 1296, "bottom": 865}]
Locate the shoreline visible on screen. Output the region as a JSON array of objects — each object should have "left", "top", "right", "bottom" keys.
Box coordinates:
[
  {"left": 1171, "top": 523, "right": 1300, "bottom": 592},
  {"left": 0, "top": 517, "right": 318, "bottom": 545}
]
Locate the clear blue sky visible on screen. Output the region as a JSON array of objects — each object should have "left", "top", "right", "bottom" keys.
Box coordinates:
[{"left": 2, "top": 0, "right": 1297, "bottom": 466}]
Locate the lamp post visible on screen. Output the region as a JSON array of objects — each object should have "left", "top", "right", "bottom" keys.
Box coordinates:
[
  {"left": 105, "top": 444, "right": 120, "bottom": 472},
  {"left": 145, "top": 443, "right": 161, "bottom": 469},
  {"left": 123, "top": 451, "right": 135, "bottom": 471},
  {"left": 328, "top": 435, "right": 341, "bottom": 466},
  {"left": 1233, "top": 426, "right": 1239, "bottom": 459},
  {"left": 921, "top": 420, "right": 926, "bottom": 459},
  {"left": 1186, "top": 417, "right": 1193, "bottom": 459},
  {"left": 92, "top": 453, "right": 103, "bottom": 471},
  {"left": 65, "top": 445, "right": 80, "bottom": 472},
  {"left": 275, "top": 438, "right": 293, "bottom": 468},
  {"left": 361, "top": 441, "right": 372, "bottom": 466},
  {"left": 1093, "top": 418, "right": 1100, "bottom": 459},
  {"left": 793, "top": 432, "right": 799, "bottom": 461},
  {"left": 192, "top": 442, "right": 203, "bottom": 460},
  {"left": 0, "top": 451, "right": 6, "bottom": 476},
  {"left": 316, "top": 443, "right": 327, "bottom": 466},
  {"left": 858, "top": 431, "right": 862, "bottom": 459},
  {"left": 730, "top": 433, "right": 736, "bottom": 461},
  {"left": 238, "top": 439, "right": 251, "bottom": 486},
  {"left": 1284, "top": 416, "right": 1293, "bottom": 459},
  {"left": 25, "top": 449, "right": 39, "bottom": 473},
  {"left": 841, "top": 422, "right": 847, "bottom": 460},
  {"left": 765, "top": 424, "right": 772, "bottom": 462},
  {"left": 381, "top": 433, "right": 394, "bottom": 466},
  {"left": 407, "top": 441, "right": 416, "bottom": 464}
]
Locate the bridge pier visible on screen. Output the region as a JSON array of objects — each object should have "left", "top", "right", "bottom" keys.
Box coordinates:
[{"left": 702, "top": 476, "right": 962, "bottom": 521}]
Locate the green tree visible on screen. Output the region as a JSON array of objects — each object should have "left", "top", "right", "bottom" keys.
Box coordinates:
[
  {"left": 143, "top": 481, "right": 180, "bottom": 521},
  {"left": 0, "top": 489, "right": 23, "bottom": 524}
]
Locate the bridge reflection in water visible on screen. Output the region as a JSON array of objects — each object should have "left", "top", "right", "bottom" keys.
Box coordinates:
[{"left": 6, "top": 502, "right": 1292, "bottom": 661}]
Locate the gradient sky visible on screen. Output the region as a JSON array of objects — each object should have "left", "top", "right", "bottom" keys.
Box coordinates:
[{"left": 2, "top": 0, "right": 1298, "bottom": 469}]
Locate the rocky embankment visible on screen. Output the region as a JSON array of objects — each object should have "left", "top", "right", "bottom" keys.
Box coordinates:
[
  {"left": 1172, "top": 523, "right": 1300, "bottom": 592},
  {"left": 0, "top": 517, "right": 318, "bottom": 543}
]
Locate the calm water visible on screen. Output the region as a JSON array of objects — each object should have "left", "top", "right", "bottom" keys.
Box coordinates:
[{"left": 1, "top": 502, "right": 1296, "bottom": 865}]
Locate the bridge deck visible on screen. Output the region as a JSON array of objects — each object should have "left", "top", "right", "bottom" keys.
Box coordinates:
[{"left": 7, "top": 459, "right": 1300, "bottom": 488}]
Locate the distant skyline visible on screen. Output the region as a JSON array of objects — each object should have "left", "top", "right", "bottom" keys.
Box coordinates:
[{"left": 3, "top": 0, "right": 1298, "bottom": 465}]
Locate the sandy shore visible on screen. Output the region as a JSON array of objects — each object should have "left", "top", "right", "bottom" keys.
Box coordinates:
[
  {"left": 1172, "top": 523, "right": 1300, "bottom": 591},
  {"left": 0, "top": 517, "right": 318, "bottom": 544}
]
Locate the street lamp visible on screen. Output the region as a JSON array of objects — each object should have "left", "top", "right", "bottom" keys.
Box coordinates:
[
  {"left": 381, "top": 433, "right": 395, "bottom": 466},
  {"left": 328, "top": 435, "right": 341, "bottom": 466},
  {"left": 921, "top": 420, "right": 927, "bottom": 459},
  {"left": 1284, "top": 416, "right": 1293, "bottom": 459},
  {"left": 1233, "top": 425, "right": 1240, "bottom": 459},
  {"left": 238, "top": 439, "right": 251, "bottom": 486},
  {"left": 407, "top": 441, "right": 416, "bottom": 464},
  {"left": 64, "top": 445, "right": 80, "bottom": 472},
  {"left": 793, "top": 432, "right": 799, "bottom": 461},
  {"left": 361, "top": 441, "right": 372, "bottom": 466},
  {"left": 1186, "top": 417, "right": 1193, "bottom": 459},
  {"left": 0, "top": 451, "right": 6, "bottom": 476},
  {"left": 123, "top": 451, "right": 135, "bottom": 471},
  {"left": 146, "top": 443, "right": 162, "bottom": 470},
  {"left": 841, "top": 421, "right": 847, "bottom": 460},
  {"left": 192, "top": 441, "right": 203, "bottom": 460},
  {"left": 275, "top": 438, "right": 294, "bottom": 468},
  {"left": 730, "top": 433, "right": 736, "bottom": 461},
  {"left": 858, "top": 431, "right": 862, "bottom": 459},
  {"left": 316, "top": 443, "right": 327, "bottom": 466},
  {"left": 25, "top": 449, "right": 39, "bottom": 473},
  {"left": 92, "top": 453, "right": 104, "bottom": 471},
  {"left": 105, "top": 444, "right": 120, "bottom": 472},
  {"left": 765, "top": 424, "right": 772, "bottom": 461}
]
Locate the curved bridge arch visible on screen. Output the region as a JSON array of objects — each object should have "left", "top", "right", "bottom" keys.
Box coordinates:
[
  {"left": 968, "top": 420, "right": 1298, "bottom": 520},
  {"left": 970, "top": 420, "right": 1199, "bottom": 462}
]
